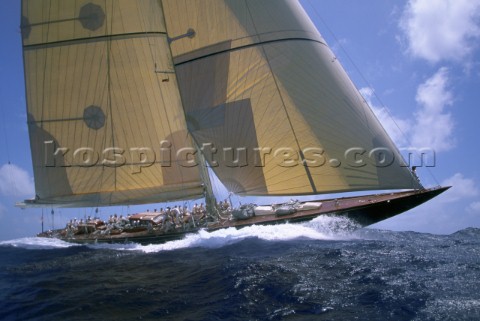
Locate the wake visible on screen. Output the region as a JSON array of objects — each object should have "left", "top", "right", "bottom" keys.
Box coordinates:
[{"left": 0, "top": 236, "right": 80, "bottom": 250}]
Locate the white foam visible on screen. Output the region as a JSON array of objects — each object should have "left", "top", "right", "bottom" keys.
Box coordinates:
[
  {"left": 127, "top": 224, "right": 333, "bottom": 253},
  {"left": 0, "top": 237, "right": 80, "bottom": 250},
  {"left": 304, "top": 215, "right": 361, "bottom": 238},
  {"left": 100, "top": 216, "right": 359, "bottom": 253}
]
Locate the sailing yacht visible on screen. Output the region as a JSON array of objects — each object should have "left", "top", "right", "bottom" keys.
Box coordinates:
[{"left": 19, "top": 0, "right": 448, "bottom": 243}]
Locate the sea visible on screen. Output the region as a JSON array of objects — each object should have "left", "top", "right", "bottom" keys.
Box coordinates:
[{"left": 0, "top": 216, "right": 479, "bottom": 321}]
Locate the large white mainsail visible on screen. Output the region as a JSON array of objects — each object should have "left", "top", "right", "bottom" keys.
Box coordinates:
[
  {"left": 163, "top": 0, "right": 421, "bottom": 196},
  {"left": 21, "top": 0, "right": 204, "bottom": 207}
]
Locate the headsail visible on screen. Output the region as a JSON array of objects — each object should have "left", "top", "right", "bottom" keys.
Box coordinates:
[
  {"left": 21, "top": 0, "right": 204, "bottom": 207},
  {"left": 163, "top": 0, "right": 421, "bottom": 196}
]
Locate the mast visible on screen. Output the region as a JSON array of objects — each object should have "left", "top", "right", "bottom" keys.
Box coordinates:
[
  {"left": 196, "top": 146, "right": 219, "bottom": 220},
  {"left": 158, "top": 0, "right": 218, "bottom": 220}
]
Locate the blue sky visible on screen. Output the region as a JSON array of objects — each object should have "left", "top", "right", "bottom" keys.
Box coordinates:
[{"left": 1, "top": 0, "right": 479, "bottom": 241}]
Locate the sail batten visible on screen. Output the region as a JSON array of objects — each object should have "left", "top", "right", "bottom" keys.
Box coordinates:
[
  {"left": 23, "top": 32, "right": 169, "bottom": 50},
  {"left": 173, "top": 37, "right": 326, "bottom": 66}
]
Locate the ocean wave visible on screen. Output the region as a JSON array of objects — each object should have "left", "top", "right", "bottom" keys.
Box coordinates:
[{"left": 1, "top": 223, "right": 479, "bottom": 321}]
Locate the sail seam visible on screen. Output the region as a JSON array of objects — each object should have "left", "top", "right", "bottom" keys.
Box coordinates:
[
  {"left": 174, "top": 37, "right": 325, "bottom": 66},
  {"left": 243, "top": 2, "right": 318, "bottom": 194},
  {"left": 23, "top": 32, "right": 168, "bottom": 50},
  {"left": 103, "top": 0, "right": 116, "bottom": 204}
]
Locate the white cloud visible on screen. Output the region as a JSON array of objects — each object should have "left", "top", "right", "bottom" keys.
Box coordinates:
[
  {"left": 361, "top": 68, "right": 455, "bottom": 154},
  {"left": 467, "top": 201, "right": 480, "bottom": 214},
  {"left": 400, "top": 0, "right": 480, "bottom": 63},
  {"left": 411, "top": 67, "right": 455, "bottom": 152},
  {"left": 440, "top": 173, "right": 479, "bottom": 203},
  {"left": 0, "top": 163, "right": 35, "bottom": 198},
  {"left": 359, "top": 87, "right": 412, "bottom": 147}
]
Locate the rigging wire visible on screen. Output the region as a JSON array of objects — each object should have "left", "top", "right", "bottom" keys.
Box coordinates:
[
  {"left": 305, "top": 0, "right": 440, "bottom": 187},
  {"left": 51, "top": 208, "right": 54, "bottom": 230},
  {"left": 0, "top": 75, "right": 23, "bottom": 200},
  {"left": 0, "top": 88, "right": 11, "bottom": 165},
  {"left": 41, "top": 208, "right": 44, "bottom": 233}
]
